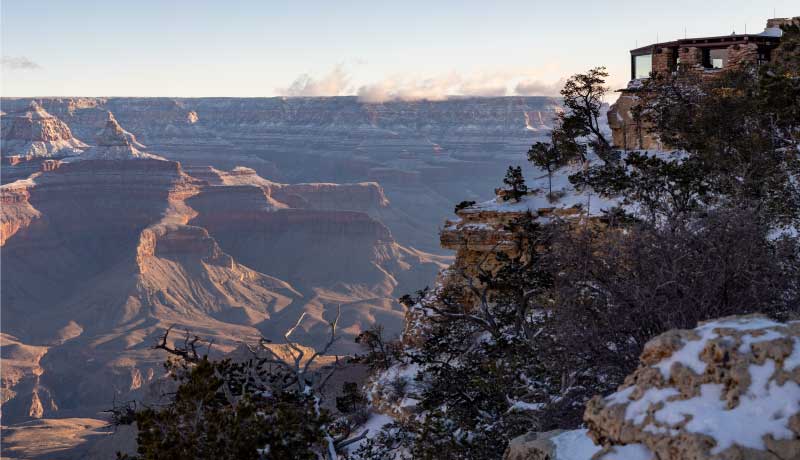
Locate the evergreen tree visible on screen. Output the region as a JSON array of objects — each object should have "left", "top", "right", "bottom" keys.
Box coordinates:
[
  {"left": 336, "top": 382, "right": 367, "bottom": 415},
  {"left": 502, "top": 166, "right": 527, "bottom": 201},
  {"left": 554, "top": 66, "right": 613, "bottom": 163},
  {"left": 117, "top": 357, "right": 329, "bottom": 460},
  {"left": 527, "top": 141, "right": 562, "bottom": 199}
]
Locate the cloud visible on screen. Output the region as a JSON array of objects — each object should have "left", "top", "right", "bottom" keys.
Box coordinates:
[
  {"left": 277, "top": 64, "right": 351, "bottom": 97},
  {"left": 357, "top": 77, "right": 453, "bottom": 103},
  {"left": 2, "top": 56, "right": 41, "bottom": 71},
  {"left": 514, "top": 78, "right": 566, "bottom": 97},
  {"left": 357, "top": 73, "right": 510, "bottom": 103},
  {"left": 278, "top": 65, "right": 569, "bottom": 102}
]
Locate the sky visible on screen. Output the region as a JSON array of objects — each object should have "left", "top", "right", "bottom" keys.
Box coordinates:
[{"left": 1, "top": 0, "right": 796, "bottom": 99}]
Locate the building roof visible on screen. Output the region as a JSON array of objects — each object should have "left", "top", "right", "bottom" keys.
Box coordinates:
[{"left": 630, "top": 30, "right": 782, "bottom": 55}]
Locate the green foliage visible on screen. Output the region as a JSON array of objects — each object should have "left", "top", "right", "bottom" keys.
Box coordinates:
[
  {"left": 524, "top": 67, "right": 615, "bottom": 202},
  {"left": 120, "top": 358, "right": 329, "bottom": 460},
  {"left": 527, "top": 141, "right": 563, "bottom": 198},
  {"left": 336, "top": 382, "right": 367, "bottom": 415},
  {"left": 502, "top": 166, "right": 527, "bottom": 201},
  {"left": 760, "top": 22, "right": 800, "bottom": 140},
  {"left": 555, "top": 66, "right": 613, "bottom": 162}
]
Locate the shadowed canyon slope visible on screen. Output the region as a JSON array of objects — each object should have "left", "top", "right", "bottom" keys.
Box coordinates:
[{"left": 0, "top": 112, "right": 448, "bottom": 427}]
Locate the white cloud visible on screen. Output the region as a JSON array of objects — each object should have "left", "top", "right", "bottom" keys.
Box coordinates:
[
  {"left": 2, "top": 56, "right": 41, "bottom": 71},
  {"left": 514, "top": 78, "right": 566, "bottom": 97},
  {"left": 279, "top": 65, "right": 569, "bottom": 102},
  {"left": 357, "top": 72, "right": 513, "bottom": 103},
  {"left": 277, "top": 64, "right": 351, "bottom": 97}
]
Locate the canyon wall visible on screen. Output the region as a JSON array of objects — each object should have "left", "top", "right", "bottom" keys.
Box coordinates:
[
  {"left": 2, "top": 96, "right": 559, "bottom": 253},
  {"left": 0, "top": 112, "right": 447, "bottom": 425}
]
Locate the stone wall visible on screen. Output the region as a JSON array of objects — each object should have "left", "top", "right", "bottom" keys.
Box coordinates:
[
  {"left": 607, "top": 90, "right": 661, "bottom": 151},
  {"left": 651, "top": 47, "right": 675, "bottom": 75},
  {"left": 727, "top": 42, "right": 760, "bottom": 68},
  {"left": 678, "top": 46, "right": 703, "bottom": 68}
]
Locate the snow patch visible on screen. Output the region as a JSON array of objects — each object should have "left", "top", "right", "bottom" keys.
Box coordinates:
[
  {"left": 646, "top": 359, "right": 800, "bottom": 453},
  {"left": 551, "top": 429, "right": 602, "bottom": 460},
  {"left": 653, "top": 317, "right": 785, "bottom": 378}
]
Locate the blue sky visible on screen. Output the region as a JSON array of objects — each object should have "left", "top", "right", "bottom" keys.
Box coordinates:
[{"left": 1, "top": 0, "right": 796, "bottom": 97}]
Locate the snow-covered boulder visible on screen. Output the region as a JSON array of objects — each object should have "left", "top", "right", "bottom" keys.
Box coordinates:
[
  {"left": 584, "top": 314, "right": 800, "bottom": 460},
  {"left": 504, "top": 429, "right": 612, "bottom": 460}
]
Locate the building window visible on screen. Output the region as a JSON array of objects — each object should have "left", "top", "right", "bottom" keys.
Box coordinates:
[
  {"left": 702, "top": 48, "right": 729, "bottom": 69},
  {"left": 633, "top": 54, "right": 652, "bottom": 79}
]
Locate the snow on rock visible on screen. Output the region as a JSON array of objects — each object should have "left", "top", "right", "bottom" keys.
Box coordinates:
[
  {"left": 585, "top": 314, "right": 800, "bottom": 460},
  {"left": 72, "top": 112, "right": 165, "bottom": 161},
  {"left": 595, "top": 444, "right": 653, "bottom": 460},
  {"left": 0, "top": 101, "right": 87, "bottom": 159},
  {"left": 462, "top": 160, "right": 618, "bottom": 218},
  {"left": 504, "top": 429, "right": 605, "bottom": 460},
  {"left": 366, "top": 362, "right": 422, "bottom": 418},
  {"left": 552, "top": 429, "right": 603, "bottom": 459}
]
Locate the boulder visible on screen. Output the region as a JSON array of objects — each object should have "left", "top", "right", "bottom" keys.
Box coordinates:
[
  {"left": 503, "top": 429, "right": 603, "bottom": 460},
  {"left": 585, "top": 314, "right": 800, "bottom": 460},
  {"left": 504, "top": 430, "right": 564, "bottom": 460}
]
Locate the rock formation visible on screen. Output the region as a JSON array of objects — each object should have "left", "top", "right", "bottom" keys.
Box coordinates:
[
  {"left": 0, "top": 96, "right": 560, "bottom": 253},
  {"left": 76, "top": 112, "right": 163, "bottom": 161},
  {"left": 0, "top": 102, "right": 87, "bottom": 162},
  {"left": 583, "top": 314, "right": 800, "bottom": 460}
]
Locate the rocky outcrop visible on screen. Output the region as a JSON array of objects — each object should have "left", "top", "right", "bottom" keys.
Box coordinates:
[
  {"left": 584, "top": 315, "right": 800, "bottom": 460},
  {"left": 76, "top": 113, "right": 164, "bottom": 161},
  {"left": 0, "top": 179, "right": 41, "bottom": 246},
  {"left": 0, "top": 102, "right": 87, "bottom": 162}
]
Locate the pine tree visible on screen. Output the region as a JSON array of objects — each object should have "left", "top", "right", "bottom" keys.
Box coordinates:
[
  {"left": 336, "top": 382, "right": 367, "bottom": 414},
  {"left": 527, "top": 142, "right": 562, "bottom": 200},
  {"left": 502, "top": 166, "right": 527, "bottom": 202}
]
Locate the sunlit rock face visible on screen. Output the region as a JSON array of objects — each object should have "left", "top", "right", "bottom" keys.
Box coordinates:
[{"left": 0, "top": 102, "right": 87, "bottom": 161}]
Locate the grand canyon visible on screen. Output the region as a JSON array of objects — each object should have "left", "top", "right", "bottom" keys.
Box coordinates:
[
  {"left": 4, "top": 4, "right": 799, "bottom": 460},
  {"left": 0, "top": 96, "right": 558, "bottom": 456}
]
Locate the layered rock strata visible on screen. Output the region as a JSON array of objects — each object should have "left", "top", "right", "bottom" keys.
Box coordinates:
[{"left": 0, "top": 102, "right": 87, "bottom": 163}]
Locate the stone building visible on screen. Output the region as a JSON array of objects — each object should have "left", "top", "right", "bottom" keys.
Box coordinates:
[{"left": 608, "top": 17, "right": 797, "bottom": 151}]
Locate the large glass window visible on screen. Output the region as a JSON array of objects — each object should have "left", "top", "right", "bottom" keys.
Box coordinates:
[{"left": 634, "top": 54, "right": 652, "bottom": 79}]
